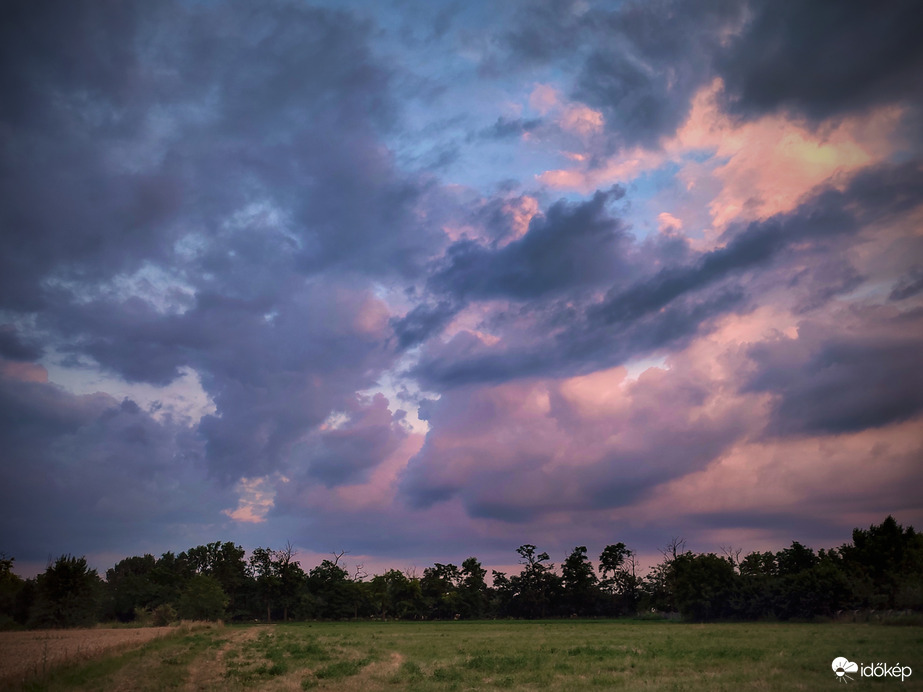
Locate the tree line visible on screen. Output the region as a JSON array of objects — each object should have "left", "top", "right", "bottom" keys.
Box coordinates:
[{"left": 1, "top": 516, "right": 920, "bottom": 627}]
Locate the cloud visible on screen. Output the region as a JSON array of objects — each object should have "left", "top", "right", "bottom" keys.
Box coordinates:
[
  {"left": 429, "top": 186, "right": 629, "bottom": 302},
  {"left": 717, "top": 0, "right": 923, "bottom": 122},
  {"left": 223, "top": 474, "right": 288, "bottom": 524},
  {"left": 0, "top": 361, "right": 216, "bottom": 562},
  {"left": 0, "top": 325, "right": 43, "bottom": 362},
  {"left": 504, "top": 0, "right": 746, "bottom": 147},
  {"left": 889, "top": 266, "right": 923, "bottom": 302},
  {"left": 479, "top": 116, "right": 543, "bottom": 140},
  {"left": 400, "top": 337, "right": 751, "bottom": 521},
  {"left": 2, "top": 0, "right": 922, "bottom": 573},
  {"left": 413, "top": 161, "right": 922, "bottom": 390},
  {"left": 296, "top": 393, "right": 409, "bottom": 487},
  {"left": 745, "top": 308, "right": 923, "bottom": 435}
]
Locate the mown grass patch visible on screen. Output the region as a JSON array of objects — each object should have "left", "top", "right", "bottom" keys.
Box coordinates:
[{"left": 8, "top": 619, "right": 921, "bottom": 691}]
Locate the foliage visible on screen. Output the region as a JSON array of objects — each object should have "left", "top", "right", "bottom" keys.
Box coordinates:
[
  {"left": 0, "top": 552, "right": 24, "bottom": 629},
  {"left": 670, "top": 552, "right": 736, "bottom": 621},
  {"left": 1, "top": 515, "right": 920, "bottom": 628},
  {"left": 28, "top": 555, "right": 103, "bottom": 628},
  {"left": 177, "top": 574, "right": 228, "bottom": 621}
]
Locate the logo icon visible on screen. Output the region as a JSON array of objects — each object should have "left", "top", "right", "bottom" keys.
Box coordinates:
[{"left": 832, "top": 657, "right": 859, "bottom": 683}]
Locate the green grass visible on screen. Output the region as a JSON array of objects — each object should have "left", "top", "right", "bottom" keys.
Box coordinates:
[{"left": 8, "top": 620, "right": 923, "bottom": 691}]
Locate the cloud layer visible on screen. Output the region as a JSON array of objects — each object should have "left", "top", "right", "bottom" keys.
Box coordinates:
[{"left": 1, "top": 0, "right": 921, "bottom": 575}]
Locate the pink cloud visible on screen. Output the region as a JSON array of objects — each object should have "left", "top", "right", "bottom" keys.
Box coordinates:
[
  {"left": 528, "top": 83, "right": 560, "bottom": 115},
  {"left": 535, "top": 78, "right": 904, "bottom": 249},
  {"left": 559, "top": 104, "right": 604, "bottom": 137},
  {"left": 0, "top": 359, "right": 49, "bottom": 383},
  {"left": 636, "top": 418, "right": 923, "bottom": 531},
  {"left": 674, "top": 80, "right": 904, "bottom": 232}
]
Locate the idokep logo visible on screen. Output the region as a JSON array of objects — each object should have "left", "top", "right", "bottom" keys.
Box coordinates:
[
  {"left": 832, "top": 658, "right": 859, "bottom": 683},
  {"left": 832, "top": 657, "right": 913, "bottom": 683}
]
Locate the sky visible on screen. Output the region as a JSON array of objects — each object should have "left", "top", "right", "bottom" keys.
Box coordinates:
[{"left": 1, "top": 0, "right": 922, "bottom": 579}]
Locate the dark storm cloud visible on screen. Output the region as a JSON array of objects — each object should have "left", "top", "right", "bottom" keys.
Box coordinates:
[
  {"left": 0, "top": 0, "right": 438, "bottom": 491},
  {"left": 505, "top": 0, "right": 744, "bottom": 147},
  {"left": 0, "top": 368, "right": 214, "bottom": 562},
  {"left": 745, "top": 312, "right": 923, "bottom": 436},
  {"left": 0, "top": 0, "right": 180, "bottom": 310},
  {"left": 391, "top": 300, "right": 462, "bottom": 350},
  {"left": 590, "top": 187, "right": 857, "bottom": 326},
  {"left": 718, "top": 0, "right": 923, "bottom": 122},
  {"left": 0, "top": 326, "right": 43, "bottom": 362},
  {"left": 572, "top": 0, "right": 743, "bottom": 148},
  {"left": 505, "top": 1, "right": 923, "bottom": 148},
  {"left": 430, "top": 186, "right": 628, "bottom": 301},
  {"left": 412, "top": 162, "right": 912, "bottom": 389},
  {"left": 410, "top": 285, "right": 744, "bottom": 389},
  {"left": 0, "top": 0, "right": 428, "bottom": 316},
  {"left": 60, "top": 282, "right": 398, "bottom": 483}
]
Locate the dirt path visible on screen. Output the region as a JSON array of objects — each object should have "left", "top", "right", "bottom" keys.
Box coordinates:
[
  {"left": 0, "top": 627, "right": 174, "bottom": 686},
  {"left": 183, "top": 626, "right": 265, "bottom": 692}
]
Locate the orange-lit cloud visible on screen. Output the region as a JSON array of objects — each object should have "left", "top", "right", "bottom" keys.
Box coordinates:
[
  {"left": 675, "top": 79, "right": 903, "bottom": 232},
  {"left": 223, "top": 474, "right": 289, "bottom": 523},
  {"left": 537, "top": 78, "right": 904, "bottom": 244}
]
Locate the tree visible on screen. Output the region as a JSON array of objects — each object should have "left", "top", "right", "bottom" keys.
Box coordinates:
[
  {"left": 180, "top": 542, "right": 248, "bottom": 618},
  {"left": 508, "top": 545, "right": 561, "bottom": 619},
  {"left": 105, "top": 554, "right": 159, "bottom": 622},
  {"left": 599, "top": 543, "right": 640, "bottom": 615},
  {"left": 841, "top": 515, "right": 923, "bottom": 609},
  {"left": 0, "top": 553, "right": 24, "bottom": 627},
  {"left": 670, "top": 553, "right": 736, "bottom": 622},
  {"left": 150, "top": 551, "right": 194, "bottom": 608},
  {"left": 561, "top": 546, "right": 599, "bottom": 616},
  {"left": 369, "top": 569, "right": 424, "bottom": 619},
  {"left": 642, "top": 538, "right": 686, "bottom": 613},
  {"left": 307, "top": 559, "right": 361, "bottom": 620},
  {"left": 248, "top": 544, "right": 306, "bottom": 622},
  {"left": 458, "top": 557, "right": 489, "bottom": 619},
  {"left": 776, "top": 541, "right": 818, "bottom": 576},
  {"left": 274, "top": 543, "right": 306, "bottom": 622},
  {"left": 177, "top": 574, "right": 228, "bottom": 621},
  {"left": 30, "top": 555, "right": 103, "bottom": 628},
  {"left": 249, "top": 547, "right": 279, "bottom": 623},
  {"left": 421, "top": 563, "right": 461, "bottom": 619}
]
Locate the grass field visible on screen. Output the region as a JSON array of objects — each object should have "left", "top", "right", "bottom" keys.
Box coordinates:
[{"left": 4, "top": 620, "right": 921, "bottom": 691}]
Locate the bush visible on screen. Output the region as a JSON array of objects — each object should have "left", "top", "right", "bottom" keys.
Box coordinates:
[{"left": 152, "top": 603, "right": 177, "bottom": 626}]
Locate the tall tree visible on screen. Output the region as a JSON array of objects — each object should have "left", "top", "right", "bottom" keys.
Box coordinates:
[
  {"left": 421, "top": 563, "right": 461, "bottom": 619},
  {"left": 599, "top": 543, "right": 640, "bottom": 615},
  {"left": 180, "top": 542, "right": 248, "bottom": 618},
  {"left": 459, "top": 557, "right": 489, "bottom": 619},
  {"left": 842, "top": 515, "right": 923, "bottom": 609},
  {"left": 105, "top": 554, "right": 159, "bottom": 621},
  {"left": 0, "top": 553, "right": 24, "bottom": 626},
  {"left": 561, "top": 546, "right": 599, "bottom": 615},
  {"left": 29, "top": 555, "right": 103, "bottom": 628},
  {"left": 509, "top": 545, "right": 561, "bottom": 619}
]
